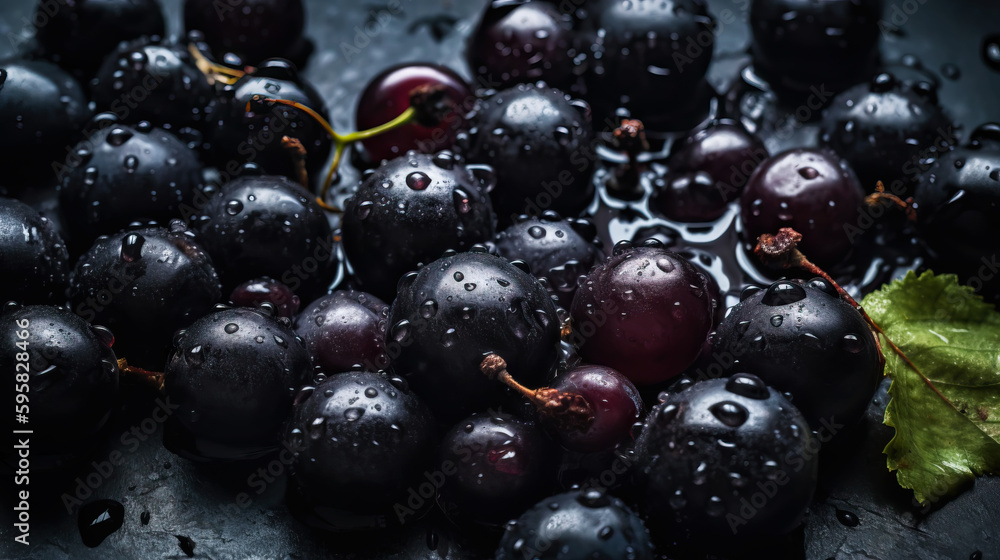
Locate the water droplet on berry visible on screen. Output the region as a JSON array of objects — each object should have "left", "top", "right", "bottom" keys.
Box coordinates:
[
  {"left": 225, "top": 200, "right": 243, "bottom": 215},
  {"left": 441, "top": 328, "right": 457, "bottom": 347},
  {"left": 836, "top": 509, "right": 860, "bottom": 527},
  {"left": 725, "top": 374, "right": 769, "bottom": 400},
  {"left": 706, "top": 496, "right": 725, "bottom": 517},
  {"left": 761, "top": 281, "right": 807, "bottom": 306},
  {"left": 527, "top": 225, "right": 546, "bottom": 239},
  {"left": 798, "top": 167, "right": 819, "bottom": 179},
  {"left": 344, "top": 408, "right": 364, "bottom": 421},
  {"left": 710, "top": 401, "right": 749, "bottom": 427},
  {"left": 770, "top": 315, "right": 783, "bottom": 327},
  {"left": 598, "top": 526, "right": 614, "bottom": 540},
  {"left": 106, "top": 127, "right": 133, "bottom": 146},
  {"left": 453, "top": 271, "right": 464, "bottom": 282},
  {"left": 842, "top": 333, "right": 864, "bottom": 353},
  {"left": 420, "top": 300, "right": 438, "bottom": 318},
  {"left": 464, "top": 283, "right": 476, "bottom": 291},
  {"left": 224, "top": 323, "right": 239, "bottom": 334},
  {"left": 120, "top": 233, "right": 144, "bottom": 262},
  {"left": 123, "top": 155, "right": 139, "bottom": 172},
  {"left": 452, "top": 188, "right": 472, "bottom": 213},
  {"left": 405, "top": 171, "right": 431, "bottom": 190},
  {"left": 391, "top": 320, "right": 411, "bottom": 343}
]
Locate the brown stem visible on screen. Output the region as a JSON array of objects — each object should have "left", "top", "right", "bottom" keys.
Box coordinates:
[
  {"left": 753, "top": 228, "right": 951, "bottom": 403},
  {"left": 281, "top": 136, "right": 310, "bottom": 188},
  {"left": 480, "top": 354, "right": 594, "bottom": 433},
  {"left": 117, "top": 358, "right": 165, "bottom": 391},
  {"left": 865, "top": 181, "right": 917, "bottom": 221},
  {"left": 607, "top": 119, "right": 648, "bottom": 199}
]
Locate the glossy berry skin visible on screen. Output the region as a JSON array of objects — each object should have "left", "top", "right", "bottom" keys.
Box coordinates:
[
  {"left": 547, "top": 365, "right": 642, "bottom": 453},
  {"left": 495, "top": 489, "right": 655, "bottom": 560},
  {"left": 197, "top": 174, "right": 335, "bottom": 301},
  {"left": 578, "top": 0, "right": 715, "bottom": 127},
  {"left": 388, "top": 249, "right": 561, "bottom": 421},
  {"left": 58, "top": 119, "right": 206, "bottom": 246},
  {"left": 33, "top": 0, "right": 166, "bottom": 78},
  {"left": 634, "top": 374, "right": 817, "bottom": 541},
  {"left": 491, "top": 212, "right": 603, "bottom": 308},
  {"left": 90, "top": 40, "right": 218, "bottom": 136},
  {"left": 68, "top": 223, "right": 221, "bottom": 370},
  {"left": 570, "top": 240, "right": 716, "bottom": 386},
  {"left": 356, "top": 64, "right": 473, "bottom": 162},
  {"left": 467, "top": 0, "right": 577, "bottom": 91},
  {"left": 740, "top": 148, "right": 864, "bottom": 266},
  {"left": 750, "top": 0, "right": 882, "bottom": 94},
  {"left": 713, "top": 278, "right": 882, "bottom": 430},
  {"left": 0, "top": 198, "right": 69, "bottom": 305},
  {"left": 164, "top": 306, "right": 312, "bottom": 462},
  {"left": 293, "top": 291, "right": 390, "bottom": 373},
  {"left": 655, "top": 120, "right": 768, "bottom": 222},
  {"left": 915, "top": 123, "right": 1000, "bottom": 285},
  {"left": 285, "top": 372, "right": 435, "bottom": 520},
  {"left": 342, "top": 151, "right": 496, "bottom": 301},
  {"left": 820, "top": 72, "right": 955, "bottom": 195},
  {"left": 465, "top": 84, "right": 595, "bottom": 225},
  {"left": 229, "top": 277, "right": 301, "bottom": 318},
  {"left": 0, "top": 60, "right": 92, "bottom": 187},
  {"left": 183, "top": 0, "right": 307, "bottom": 67},
  {"left": 437, "top": 411, "right": 557, "bottom": 526},
  {"left": 209, "top": 60, "right": 331, "bottom": 185},
  {"left": 1, "top": 304, "right": 119, "bottom": 471}
]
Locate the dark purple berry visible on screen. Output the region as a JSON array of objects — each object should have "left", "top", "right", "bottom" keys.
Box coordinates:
[
  {"left": 293, "top": 291, "right": 390, "bottom": 373},
  {"left": 0, "top": 198, "right": 69, "bottom": 305},
  {"left": 740, "top": 148, "right": 864, "bottom": 266},
  {"left": 229, "top": 277, "right": 301, "bottom": 318},
  {"left": 546, "top": 364, "right": 642, "bottom": 453}
]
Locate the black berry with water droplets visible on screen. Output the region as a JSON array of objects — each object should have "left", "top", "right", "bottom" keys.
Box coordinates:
[
  {"left": 342, "top": 151, "right": 496, "bottom": 301},
  {"left": 33, "top": 0, "right": 165, "bottom": 79},
  {"left": 163, "top": 305, "right": 312, "bottom": 462},
  {"left": 437, "top": 411, "right": 558, "bottom": 526},
  {"left": 654, "top": 120, "right": 768, "bottom": 222},
  {"left": 388, "top": 249, "right": 561, "bottom": 421},
  {"left": 208, "top": 60, "right": 331, "bottom": 184},
  {"left": 0, "top": 60, "right": 92, "bottom": 187},
  {"left": 577, "top": 0, "right": 716, "bottom": 128},
  {"left": 467, "top": 0, "right": 577, "bottom": 91},
  {"left": 634, "top": 374, "right": 817, "bottom": 543},
  {"left": 0, "top": 198, "right": 69, "bottom": 305},
  {"left": 229, "top": 277, "right": 301, "bottom": 318},
  {"left": 914, "top": 122, "right": 1000, "bottom": 295},
  {"left": 750, "top": 0, "right": 882, "bottom": 95},
  {"left": 90, "top": 39, "right": 218, "bottom": 137},
  {"left": 464, "top": 84, "right": 595, "bottom": 225},
  {"left": 1, "top": 304, "right": 119, "bottom": 471},
  {"left": 197, "top": 174, "right": 335, "bottom": 301},
  {"left": 740, "top": 148, "right": 864, "bottom": 267},
  {"left": 58, "top": 118, "right": 206, "bottom": 247},
  {"left": 491, "top": 212, "right": 603, "bottom": 308},
  {"left": 184, "top": 0, "right": 308, "bottom": 67},
  {"left": 570, "top": 240, "right": 716, "bottom": 386},
  {"left": 713, "top": 278, "right": 882, "bottom": 430},
  {"left": 293, "top": 291, "right": 390, "bottom": 373},
  {"left": 68, "top": 223, "right": 221, "bottom": 370},
  {"left": 820, "top": 72, "right": 956, "bottom": 195},
  {"left": 284, "top": 371, "right": 435, "bottom": 525},
  {"left": 495, "top": 489, "right": 656, "bottom": 560}
]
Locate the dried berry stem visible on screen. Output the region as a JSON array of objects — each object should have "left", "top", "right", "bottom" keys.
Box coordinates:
[
  {"left": 865, "top": 181, "right": 917, "bottom": 221},
  {"left": 480, "top": 354, "right": 594, "bottom": 432},
  {"left": 117, "top": 358, "right": 165, "bottom": 391}
]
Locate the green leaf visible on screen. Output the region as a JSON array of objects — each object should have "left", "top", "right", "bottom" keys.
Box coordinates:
[{"left": 862, "top": 270, "right": 1000, "bottom": 505}]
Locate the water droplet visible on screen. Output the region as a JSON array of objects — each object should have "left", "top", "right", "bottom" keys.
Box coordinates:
[
  {"left": 527, "top": 225, "right": 546, "bottom": 239},
  {"left": 453, "top": 271, "right": 464, "bottom": 282},
  {"left": 706, "top": 496, "right": 725, "bottom": 517},
  {"left": 441, "top": 328, "right": 457, "bottom": 347},
  {"left": 365, "top": 387, "right": 378, "bottom": 398},
  {"left": 406, "top": 171, "right": 431, "bottom": 190},
  {"left": 83, "top": 166, "right": 99, "bottom": 185},
  {"left": 655, "top": 258, "right": 675, "bottom": 273},
  {"left": 464, "top": 283, "right": 476, "bottom": 291},
  {"left": 273, "top": 335, "right": 287, "bottom": 347},
  {"left": 432, "top": 151, "right": 455, "bottom": 169},
  {"left": 452, "top": 188, "right": 472, "bottom": 213},
  {"left": 725, "top": 374, "right": 769, "bottom": 400},
  {"left": 187, "top": 345, "right": 204, "bottom": 365},
  {"left": 598, "top": 526, "right": 614, "bottom": 540},
  {"left": 983, "top": 34, "right": 1000, "bottom": 72},
  {"left": 761, "top": 281, "right": 807, "bottom": 306},
  {"left": 420, "top": 299, "right": 438, "bottom": 318},
  {"left": 942, "top": 63, "right": 961, "bottom": 80},
  {"left": 769, "top": 315, "right": 783, "bottom": 327},
  {"left": 842, "top": 333, "right": 864, "bottom": 353},
  {"left": 123, "top": 155, "right": 139, "bottom": 172},
  {"left": 836, "top": 509, "right": 860, "bottom": 527},
  {"left": 120, "top": 233, "right": 144, "bottom": 262},
  {"left": 308, "top": 417, "right": 325, "bottom": 439},
  {"left": 224, "top": 323, "right": 239, "bottom": 334},
  {"left": 78, "top": 500, "right": 125, "bottom": 548},
  {"left": 391, "top": 320, "right": 411, "bottom": 343},
  {"left": 225, "top": 200, "right": 243, "bottom": 215},
  {"left": 106, "top": 127, "right": 133, "bottom": 146},
  {"left": 798, "top": 167, "right": 819, "bottom": 179},
  {"left": 709, "top": 401, "right": 749, "bottom": 427}
]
